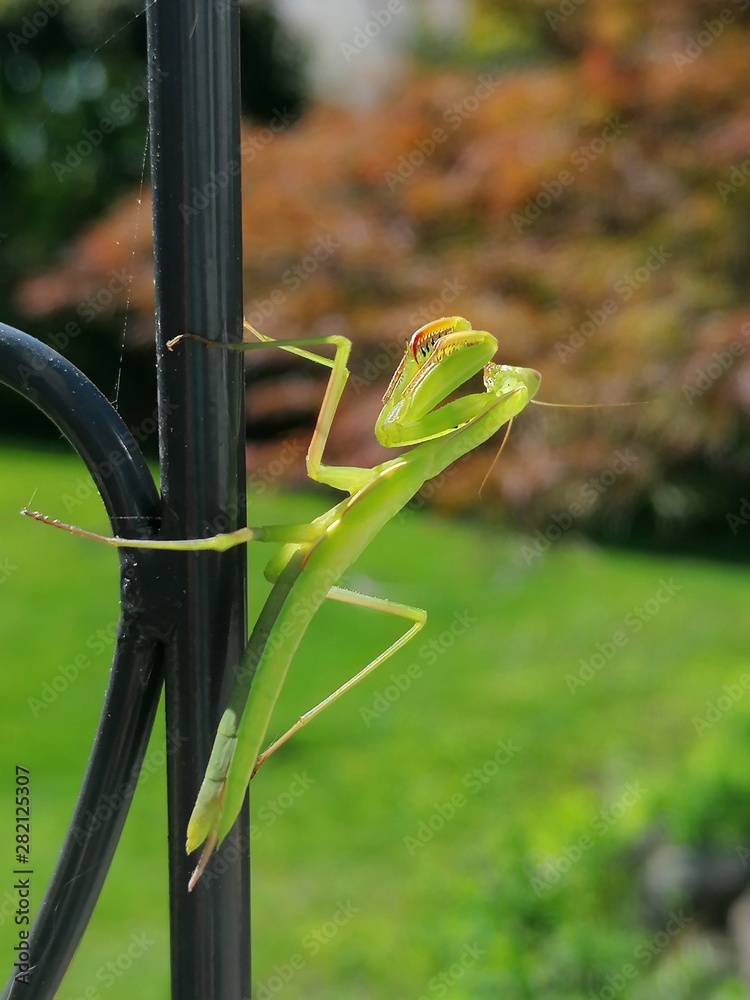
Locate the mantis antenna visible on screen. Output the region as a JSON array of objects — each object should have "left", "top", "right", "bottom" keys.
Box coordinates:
[
  {"left": 530, "top": 399, "right": 648, "bottom": 408},
  {"left": 477, "top": 399, "right": 646, "bottom": 497},
  {"left": 478, "top": 418, "right": 513, "bottom": 500}
]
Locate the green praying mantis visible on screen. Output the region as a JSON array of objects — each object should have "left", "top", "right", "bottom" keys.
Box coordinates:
[{"left": 24, "top": 316, "right": 543, "bottom": 889}]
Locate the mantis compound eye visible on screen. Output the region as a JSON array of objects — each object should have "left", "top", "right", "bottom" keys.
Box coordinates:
[{"left": 484, "top": 362, "right": 542, "bottom": 398}]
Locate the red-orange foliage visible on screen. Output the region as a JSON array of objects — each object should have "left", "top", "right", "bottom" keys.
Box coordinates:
[{"left": 18, "top": 4, "right": 750, "bottom": 534}]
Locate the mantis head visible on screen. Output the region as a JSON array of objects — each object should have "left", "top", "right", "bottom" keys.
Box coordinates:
[
  {"left": 375, "top": 317, "right": 540, "bottom": 448},
  {"left": 483, "top": 361, "right": 541, "bottom": 400}
]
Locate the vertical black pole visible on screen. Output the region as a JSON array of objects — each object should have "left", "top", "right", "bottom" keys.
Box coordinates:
[{"left": 146, "top": 2, "right": 250, "bottom": 999}]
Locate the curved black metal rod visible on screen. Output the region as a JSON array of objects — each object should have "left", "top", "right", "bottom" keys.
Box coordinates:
[{"left": 0, "top": 322, "right": 165, "bottom": 1000}]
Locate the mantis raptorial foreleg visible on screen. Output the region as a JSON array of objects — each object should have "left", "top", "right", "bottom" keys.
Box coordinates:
[{"left": 175, "top": 324, "right": 376, "bottom": 494}]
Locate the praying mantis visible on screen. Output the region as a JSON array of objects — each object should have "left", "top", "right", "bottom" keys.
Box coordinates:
[{"left": 24, "top": 316, "right": 541, "bottom": 889}]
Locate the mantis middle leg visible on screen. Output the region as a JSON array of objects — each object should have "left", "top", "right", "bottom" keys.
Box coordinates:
[{"left": 252, "top": 585, "right": 427, "bottom": 774}]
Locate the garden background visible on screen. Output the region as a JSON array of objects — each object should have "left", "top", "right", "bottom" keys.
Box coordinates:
[{"left": 1, "top": 1, "right": 750, "bottom": 997}]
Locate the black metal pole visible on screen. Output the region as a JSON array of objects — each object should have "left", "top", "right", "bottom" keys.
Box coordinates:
[{"left": 146, "top": 1, "right": 250, "bottom": 998}]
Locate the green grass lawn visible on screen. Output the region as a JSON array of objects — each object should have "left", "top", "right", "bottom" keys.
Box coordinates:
[{"left": 1, "top": 446, "right": 749, "bottom": 999}]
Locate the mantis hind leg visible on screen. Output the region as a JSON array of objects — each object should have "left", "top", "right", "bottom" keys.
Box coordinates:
[{"left": 251, "top": 586, "right": 427, "bottom": 775}]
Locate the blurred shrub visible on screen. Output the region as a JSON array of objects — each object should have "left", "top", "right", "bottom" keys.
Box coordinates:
[
  {"left": 652, "top": 701, "right": 750, "bottom": 848},
  {"left": 0, "top": 0, "right": 305, "bottom": 439},
  {"left": 13, "top": 0, "right": 750, "bottom": 541}
]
